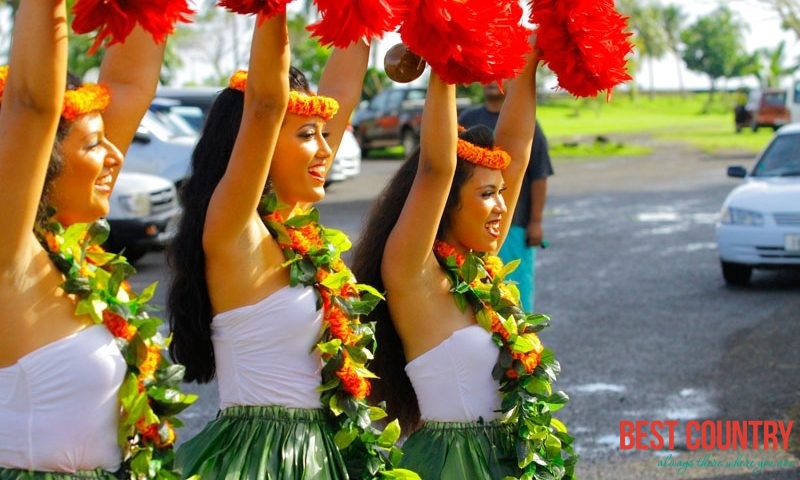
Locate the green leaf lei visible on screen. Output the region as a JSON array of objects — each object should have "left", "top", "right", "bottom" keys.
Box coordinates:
[
  {"left": 259, "top": 193, "right": 419, "bottom": 480},
  {"left": 433, "top": 240, "right": 578, "bottom": 480},
  {"left": 37, "top": 218, "right": 197, "bottom": 480}
]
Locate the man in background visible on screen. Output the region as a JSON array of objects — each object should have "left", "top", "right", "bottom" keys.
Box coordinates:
[{"left": 459, "top": 81, "right": 554, "bottom": 312}]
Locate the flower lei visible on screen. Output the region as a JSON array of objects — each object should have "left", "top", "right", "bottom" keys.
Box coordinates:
[
  {"left": 456, "top": 137, "right": 511, "bottom": 170},
  {"left": 433, "top": 240, "right": 578, "bottom": 480},
  {"left": 259, "top": 193, "right": 419, "bottom": 480},
  {"left": 228, "top": 70, "right": 340, "bottom": 120},
  {"left": 37, "top": 218, "right": 197, "bottom": 480}
]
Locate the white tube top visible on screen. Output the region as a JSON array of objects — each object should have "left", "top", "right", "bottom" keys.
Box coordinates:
[
  {"left": 405, "top": 324, "right": 502, "bottom": 422},
  {"left": 212, "top": 284, "right": 324, "bottom": 410},
  {"left": 0, "top": 324, "right": 124, "bottom": 472}
]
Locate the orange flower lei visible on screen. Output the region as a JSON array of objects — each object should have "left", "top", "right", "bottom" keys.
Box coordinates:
[
  {"left": 259, "top": 193, "right": 417, "bottom": 479},
  {"left": 433, "top": 239, "right": 577, "bottom": 479},
  {"left": 228, "top": 69, "right": 339, "bottom": 120},
  {"left": 0, "top": 65, "right": 109, "bottom": 122},
  {"left": 36, "top": 218, "right": 197, "bottom": 480},
  {"left": 457, "top": 137, "right": 511, "bottom": 170},
  {"left": 0, "top": 65, "right": 8, "bottom": 100},
  {"left": 62, "top": 83, "right": 110, "bottom": 121}
]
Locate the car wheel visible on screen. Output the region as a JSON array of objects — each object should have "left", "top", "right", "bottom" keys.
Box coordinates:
[
  {"left": 721, "top": 261, "right": 752, "bottom": 286},
  {"left": 401, "top": 129, "right": 417, "bottom": 155}
]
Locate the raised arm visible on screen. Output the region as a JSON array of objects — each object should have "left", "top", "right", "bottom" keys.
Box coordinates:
[
  {"left": 384, "top": 72, "right": 457, "bottom": 278},
  {"left": 317, "top": 37, "right": 369, "bottom": 156},
  {"left": 494, "top": 45, "right": 540, "bottom": 248},
  {"left": 0, "top": 0, "right": 68, "bottom": 265},
  {"left": 203, "top": 13, "right": 290, "bottom": 247},
  {"left": 98, "top": 26, "right": 166, "bottom": 156}
]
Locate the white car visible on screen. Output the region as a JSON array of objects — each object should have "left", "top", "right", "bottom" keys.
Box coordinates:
[
  {"left": 715, "top": 124, "right": 800, "bottom": 285},
  {"left": 327, "top": 127, "right": 362, "bottom": 184},
  {"left": 106, "top": 172, "right": 182, "bottom": 263},
  {"left": 125, "top": 110, "right": 197, "bottom": 187}
]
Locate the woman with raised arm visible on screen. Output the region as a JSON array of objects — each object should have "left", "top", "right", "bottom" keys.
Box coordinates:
[
  {"left": 0, "top": 2, "right": 193, "bottom": 479},
  {"left": 352, "top": 41, "right": 576, "bottom": 478},
  {"left": 167, "top": 9, "right": 410, "bottom": 479}
]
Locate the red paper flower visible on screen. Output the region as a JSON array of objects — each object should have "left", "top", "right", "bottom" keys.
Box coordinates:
[
  {"left": 72, "top": 0, "right": 194, "bottom": 54},
  {"left": 400, "top": 0, "right": 531, "bottom": 85},
  {"left": 308, "top": 0, "right": 408, "bottom": 48},
  {"left": 531, "top": 0, "right": 634, "bottom": 99},
  {"left": 218, "top": 0, "right": 293, "bottom": 19}
]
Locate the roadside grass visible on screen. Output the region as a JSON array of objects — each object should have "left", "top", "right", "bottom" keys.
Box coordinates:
[
  {"left": 539, "top": 91, "right": 775, "bottom": 160},
  {"left": 361, "top": 92, "right": 778, "bottom": 161}
]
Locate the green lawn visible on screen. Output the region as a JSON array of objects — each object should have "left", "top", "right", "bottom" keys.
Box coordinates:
[
  {"left": 538, "top": 91, "right": 776, "bottom": 159},
  {"left": 363, "top": 92, "right": 780, "bottom": 161}
]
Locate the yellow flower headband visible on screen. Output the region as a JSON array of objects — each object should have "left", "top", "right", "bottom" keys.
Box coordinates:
[
  {"left": 228, "top": 70, "right": 339, "bottom": 121},
  {"left": 62, "top": 83, "right": 111, "bottom": 121},
  {"left": 456, "top": 127, "right": 511, "bottom": 170},
  {"left": 0, "top": 65, "right": 110, "bottom": 122}
]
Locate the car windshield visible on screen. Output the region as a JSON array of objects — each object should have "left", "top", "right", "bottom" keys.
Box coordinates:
[
  {"left": 151, "top": 109, "right": 199, "bottom": 136},
  {"left": 753, "top": 133, "right": 800, "bottom": 177}
]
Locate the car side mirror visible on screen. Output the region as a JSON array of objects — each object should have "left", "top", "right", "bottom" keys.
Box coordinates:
[
  {"left": 727, "top": 165, "right": 747, "bottom": 178},
  {"left": 133, "top": 127, "right": 152, "bottom": 144}
]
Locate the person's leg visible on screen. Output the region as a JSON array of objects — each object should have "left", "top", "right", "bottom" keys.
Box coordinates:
[{"left": 498, "top": 225, "right": 534, "bottom": 312}]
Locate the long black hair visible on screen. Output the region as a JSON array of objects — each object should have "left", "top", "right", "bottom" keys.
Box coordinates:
[
  {"left": 350, "top": 124, "right": 494, "bottom": 432},
  {"left": 32, "top": 73, "right": 84, "bottom": 229},
  {"left": 167, "top": 67, "right": 310, "bottom": 383}
]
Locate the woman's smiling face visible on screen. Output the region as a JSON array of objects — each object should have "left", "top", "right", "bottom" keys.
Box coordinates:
[
  {"left": 50, "top": 112, "right": 123, "bottom": 226},
  {"left": 269, "top": 113, "right": 333, "bottom": 208},
  {"left": 442, "top": 165, "right": 507, "bottom": 253}
]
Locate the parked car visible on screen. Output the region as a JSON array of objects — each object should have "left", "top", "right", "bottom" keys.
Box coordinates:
[
  {"left": 352, "top": 87, "right": 427, "bottom": 155},
  {"left": 106, "top": 172, "right": 182, "bottom": 263},
  {"left": 734, "top": 88, "right": 790, "bottom": 133},
  {"left": 352, "top": 87, "right": 472, "bottom": 155},
  {"left": 149, "top": 97, "right": 204, "bottom": 134},
  {"left": 125, "top": 109, "right": 197, "bottom": 188},
  {"left": 155, "top": 86, "right": 221, "bottom": 127},
  {"left": 154, "top": 87, "right": 360, "bottom": 183},
  {"left": 327, "top": 127, "right": 362, "bottom": 184},
  {"left": 715, "top": 123, "right": 800, "bottom": 285}
]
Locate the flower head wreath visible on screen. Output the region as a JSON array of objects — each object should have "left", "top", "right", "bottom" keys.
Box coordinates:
[
  {"left": 0, "top": 65, "right": 110, "bottom": 122},
  {"left": 228, "top": 69, "right": 339, "bottom": 120},
  {"left": 457, "top": 126, "right": 511, "bottom": 170}
]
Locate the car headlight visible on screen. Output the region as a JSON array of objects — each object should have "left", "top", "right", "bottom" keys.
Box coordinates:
[
  {"left": 118, "top": 193, "right": 151, "bottom": 216},
  {"left": 720, "top": 207, "right": 764, "bottom": 226}
]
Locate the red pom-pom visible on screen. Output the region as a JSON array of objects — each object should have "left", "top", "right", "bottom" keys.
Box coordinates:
[
  {"left": 531, "top": 0, "right": 634, "bottom": 99},
  {"left": 308, "top": 0, "right": 408, "bottom": 48},
  {"left": 399, "top": 0, "right": 531, "bottom": 85},
  {"left": 218, "top": 0, "right": 293, "bottom": 19},
  {"left": 72, "top": 0, "right": 194, "bottom": 55}
]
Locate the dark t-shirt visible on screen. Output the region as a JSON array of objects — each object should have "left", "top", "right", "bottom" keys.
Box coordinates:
[{"left": 458, "top": 106, "right": 554, "bottom": 226}]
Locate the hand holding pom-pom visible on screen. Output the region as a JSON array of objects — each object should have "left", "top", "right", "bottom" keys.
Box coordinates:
[{"left": 384, "top": 44, "right": 427, "bottom": 84}]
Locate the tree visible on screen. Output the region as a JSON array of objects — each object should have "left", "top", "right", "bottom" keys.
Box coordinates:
[
  {"left": 681, "top": 6, "right": 748, "bottom": 107},
  {"left": 756, "top": 40, "right": 800, "bottom": 87},
  {"left": 619, "top": 0, "right": 670, "bottom": 99},
  {"left": 661, "top": 4, "right": 688, "bottom": 98},
  {"left": 758, "top": 0, "right": 800, "bottom": 39}
]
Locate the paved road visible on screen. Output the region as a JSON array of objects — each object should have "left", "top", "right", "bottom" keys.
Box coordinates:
[{"left": 130, "top": 145, "right": 800, "bottom": 479}]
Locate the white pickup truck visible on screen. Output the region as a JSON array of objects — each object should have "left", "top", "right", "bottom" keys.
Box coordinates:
[{"left": 105, "top": 172, "right": 181, "bottom": 263}]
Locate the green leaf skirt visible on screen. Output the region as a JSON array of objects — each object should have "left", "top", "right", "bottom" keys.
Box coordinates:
[
  {"left": 399, "top": 420, "right": 519, "bottom": 480},
  {"left": 175, "top": 405, "right": 348, "bottom": 480},
  {"left": 0, "top": 468, "right": 119, "bottom": 479}
]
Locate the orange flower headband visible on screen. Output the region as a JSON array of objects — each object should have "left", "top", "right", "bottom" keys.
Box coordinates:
[
  {"left": 456, "top": 128, "right": 511, "bottom": 170},
  {"left": 0, "top": 65, "right": 109, "bottom": 121},
  {"left": 228, "top": 70, "right": 339, "bottom": 120},
  {"left": 62, "top": 84, "right": 110, "bottom": 121}
]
